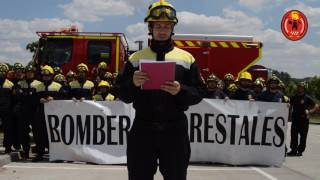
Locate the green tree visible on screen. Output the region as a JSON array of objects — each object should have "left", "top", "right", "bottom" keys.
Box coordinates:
[
  {"left": 286, "top": 80, "right": 297, "bottom": 98},
  {"left": 26, "top": 41, "right": 39, "bottom": 53},
  {"left": 308, "top": 76, "right": 320, "bottom": 102}
]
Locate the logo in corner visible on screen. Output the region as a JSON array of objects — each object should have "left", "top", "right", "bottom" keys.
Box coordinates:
[{"left": 281, "top": 10, "right": 308, "bottom": 41}]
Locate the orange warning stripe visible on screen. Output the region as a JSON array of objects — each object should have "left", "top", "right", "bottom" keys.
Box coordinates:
[{"left": 173, "top": 40, "right": 260, "bottom": 48}]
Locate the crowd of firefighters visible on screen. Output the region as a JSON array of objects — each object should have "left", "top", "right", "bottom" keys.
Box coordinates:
[{"left": 0, "top": 61, "right": 318, "bottom": 161}]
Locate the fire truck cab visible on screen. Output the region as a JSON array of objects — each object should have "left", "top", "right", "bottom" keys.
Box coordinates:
[
  {"left": 172, "top": 34, "right": 265, "bottom": 80},
  {"left": 34, "top": 27, "right": 128, "bottom": 75}
]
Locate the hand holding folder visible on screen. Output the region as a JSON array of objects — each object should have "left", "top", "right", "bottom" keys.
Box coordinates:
[{"left": 139, "top": 60, "right": 176, "bottom": 90}]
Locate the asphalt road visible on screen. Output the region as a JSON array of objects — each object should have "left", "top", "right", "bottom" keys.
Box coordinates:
[{"left": 0, "top": 123, "right": 319, "bottom": 180}]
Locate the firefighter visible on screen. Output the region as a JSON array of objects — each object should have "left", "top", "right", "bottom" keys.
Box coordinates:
[
  {"left": 32, "top": 65, "right": 62, "bottom": 162},
  {"left": 230, "top": 71, "right": 254, "bottom": 100},
  {"left": 66, "top": 70, "right": 75, "bottom": 84},
  {"left": 205, "top": 74, "right": 228, "bottom": 99},
  {"left": 227, "top": 83, "right": 238, "bottom": 95},
  {"left": 6, "top": 69, "right": 15, "bottom": 82},
  {"left": 102, "top": 71, "right": 113, "bottom": 84},
  {"left": 223, "top": 73, "right": 235, "bottom": 96},
  {"left": 0, "top": 63, "right": 14, "bottom": 153},
  {"left": 117, "top": 1, "right": 204, "bottom": 179},
  {"left": 53, "top": 66, "right": 63, "bottom": 75},
  {"left": 97, "top": 62, "right": 108, "bottom": 78},
  {"left": 69, "top": 63, "right": 94, "bottom": 101},
  {"left": 16, "top": 64, "right": 41, "bottom": 159},
  {"left": 257, "top": 75, "right": 285, "bottom": 102},
  {"left": 54, "top": 74, "right": 70, "bottom": 99},
  {"left": 278, "top": 80, "right": 290, "bottom": 103},
  {"left": 287, "top": 82, "right": 317, "bottom": 156},
  {"left": 252, "top": 79, "right": 265, "bottom": 100},
  {"left": 92, "top": 80, "right": 115, "bottom": 101},
  {"left": 12, "top": 62, "right": 26, "bottom": 150}
]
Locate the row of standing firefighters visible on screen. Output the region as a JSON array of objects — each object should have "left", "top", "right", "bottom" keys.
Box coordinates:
[{"left": 0, "top": 61, "right": 318, "bottom": 161}]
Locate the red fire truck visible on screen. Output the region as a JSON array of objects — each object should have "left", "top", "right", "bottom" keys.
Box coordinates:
[
  {"left": 34, "top": 26, "right": 129, "bottom": 75},
  {"left": 33, "top": 26, "right": 267, "bottom": 81},
  {"left": 172, "top": 34, "right": 266, "bottom": 80}
]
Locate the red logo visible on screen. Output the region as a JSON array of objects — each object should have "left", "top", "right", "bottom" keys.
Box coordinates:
[{"left": 281, "top": 10, "right": 308, "bottom": 41}]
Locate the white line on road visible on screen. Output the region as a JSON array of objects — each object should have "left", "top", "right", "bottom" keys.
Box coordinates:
[
  {"left": 251, "top": 167, "right": 278, "bottom": 180},
  {"left": 3, "top": 165, "right": 127, "bottom": 171},
  {"left": 3, "top": 165, "right": 253, "bottom": 172}
]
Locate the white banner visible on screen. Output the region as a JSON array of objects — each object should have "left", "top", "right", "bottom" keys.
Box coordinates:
[{"left": 45, "top": 99, "right": 288, "bottom": 166}]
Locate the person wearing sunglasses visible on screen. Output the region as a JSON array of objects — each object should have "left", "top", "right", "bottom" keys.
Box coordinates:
[{"left": 117, "top": 1, "right": 205, "bottom": 180}]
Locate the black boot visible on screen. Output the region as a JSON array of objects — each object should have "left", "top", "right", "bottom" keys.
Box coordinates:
[
  {"left": 32, "top": 155, "right": 44, "bottom": 162},
  {"left": 287, "top": 150, "right": 297, "bottom": 156}
]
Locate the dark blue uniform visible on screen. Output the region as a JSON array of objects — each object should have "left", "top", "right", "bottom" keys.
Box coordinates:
[
  {"left": 257, "top": 90, "right": 285, "bottom": 102},
  {"left": 230, "top": 88, "right": 254, "bottom": 100},
  {"left": 15, "top": 79, "right": 40, "bottom": 157},
  {"left": 205, "top": 89, "right": 227, "bottom": 99},
  {"left": 118, "top": 42, "right": 204, "bottom": 180},
  {"left": 0, "top": 79, "right": 14, "bottom": 153},
  {"left": 290, "top": 93, "right": 315, "bottom": 154}
]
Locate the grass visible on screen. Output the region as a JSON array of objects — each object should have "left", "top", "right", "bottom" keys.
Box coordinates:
[{"left": 310, "top": 113, "right": 320, "bottom": 124}]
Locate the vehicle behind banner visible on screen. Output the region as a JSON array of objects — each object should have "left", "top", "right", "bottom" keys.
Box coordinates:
[
  {"left": 32, "top": 25, "right": 266, "bottom": 81},
  {"left": 33, "top": 26, "right": 129, "bottom": 75},
  {"left": 172, "top": 34, "right": 266, "bottom": 80}
]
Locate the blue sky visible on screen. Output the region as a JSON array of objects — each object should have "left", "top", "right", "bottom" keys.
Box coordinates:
[{"left": 0, "top": 0, "right": 319, "bottom": 78}]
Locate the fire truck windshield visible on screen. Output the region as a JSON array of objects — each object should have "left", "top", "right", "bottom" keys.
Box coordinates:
[
  {"left": 41, "top": 38, "right": 72, "bottom": 67},
  {"left": 87, "top": 40, "right": 112, "bottom": 64}
]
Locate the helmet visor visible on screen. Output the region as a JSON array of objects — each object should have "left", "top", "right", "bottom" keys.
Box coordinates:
[{"left": 149, "top": 6, "right": 176, "bottom": 20}]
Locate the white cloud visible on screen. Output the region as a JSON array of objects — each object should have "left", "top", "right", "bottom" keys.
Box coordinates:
[
  {"left": 61, "top": 0, "right": 150, "bottom": 22},
  {"left": 256, "top": 29, "right": 320, "bottom": 78},
  {"left": 287, "top": 2, "right": 320, "bottom": 27},
  {"left": 126, "top": 22, "right": 149, "bottom": 50},
  {"left": 0, "top": 18, "right": 83, "bottom": 65},
  {"left": 175, "top": 9, "right": 263, "bottom": 35},
  {"left": 125, "top": 9, "right": 320, "bottom": 78},
  {"left": 238, "top": 0, "right": 289, "bottom": 11}
]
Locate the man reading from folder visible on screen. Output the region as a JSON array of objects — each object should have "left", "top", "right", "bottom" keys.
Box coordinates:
[{"left": 117, "top": 1, "right": 205, "bottom": 180}]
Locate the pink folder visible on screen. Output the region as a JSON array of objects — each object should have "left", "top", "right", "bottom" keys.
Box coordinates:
[{"left": 139, "top": 60, "right": 176, "bottom": 90}]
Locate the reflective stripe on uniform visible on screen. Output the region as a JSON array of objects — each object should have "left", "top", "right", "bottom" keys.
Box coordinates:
[
  {"left": 69, "top": 80, "right": 94, "bottom": 90},
  {"left": 35, "top": 82, "right": 62, "bottom": 92},
  {"left": 2, "top": 79, "right": 14, "bottom": 89},
  {"left": 129, "top": 47, "right": 195, "bottom": 70}
]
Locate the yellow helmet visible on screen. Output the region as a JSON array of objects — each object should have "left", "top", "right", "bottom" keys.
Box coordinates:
[
  {"left": 98, "top": 80, "right": 110, "bottom": 88},
  {"left": 227, "top": 83, "right": 238, "bottom": 93},
  {"left": 298, "top": 81, "right": 307, "bottom": 88},
  {"left": 54, "top": 66, "right": 63, "bottom": 74},
  {"left": 0, "top": 63, "right": 9, "bottom": 73},
  {"left": 41, "top": 65, "right": 54, "bottom": 75},
  {"left": 98, "top": 62, "right": 108, "bottom": 70},
  {"left": 238, "top": 71, "right": 252, "bottom": 81},
  {"left": 206, "top": 74, "right": 219, "bottom": 82},
  {"left": 54, "top": 74, "right": 66, "bottom": 83},
  {"left": 254, "top": 79, "right": 264, "bottom": 87},
  {"left": 279, "top": 81, "right": 285, "bottom": 89},
  {"left": 145, "top": 0, "right": 178, "bottom": 24},
  {"left": 77, "top": 63, "right": 89, "bottom": 72},
  {"left": 267, "top": 75, "right": 280, "bottom": 84},
  {"left": 224, "top": 73, "right": 234, "bottom": 81},
  {"left": 66, "top": 70, "right": 75, "bottom": 77},
  {"left": 103, "top": 72, "right": 113, "bottom": 80},
  {"left": 13, "top": 62, "right": 25, "bottom": 72}
]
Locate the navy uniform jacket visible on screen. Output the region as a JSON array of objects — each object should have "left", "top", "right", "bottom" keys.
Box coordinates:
[
  {"left": 290, "top": 93, "right": 315, "bottom": 120},
  {"left": 257, "top": 90, "right": 285, "bottom": 102},
  {"left": 0, "top": 79, "right": 14, "bottom": 112},
  {"left": 205, "top": 89, "right": 227, "bottom": 99},
  {"left": 231, "top": 88, "right": 255, "bottom": 100},
  {"left": 118, "top": 47, "right": 205, "bottom": 123}
]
